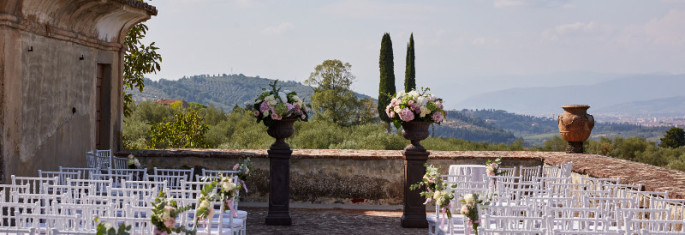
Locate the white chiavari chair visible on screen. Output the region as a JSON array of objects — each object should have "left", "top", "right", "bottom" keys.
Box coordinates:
[
  {"left": 109, "top": 168, "right": 148, "bottom": 181},
  {"left": 38, "top": 170, "right": 80, "bottom": 185},
  {"left": 518, "top": 166, "right": 541, "bottom": 183},
  {"left": 59, "top": 167, "right": 97, "bottom": 181},
  {"left": 111, "top": 156, "right": 129, "bottom": 170}
]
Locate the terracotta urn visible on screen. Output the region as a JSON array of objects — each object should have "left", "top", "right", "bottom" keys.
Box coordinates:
[
  {"left": 558, "top": 105, "right": 594, "bottom": 153},
  {"left": 401, "top": 121, "right": 431, "bottom": 152}
]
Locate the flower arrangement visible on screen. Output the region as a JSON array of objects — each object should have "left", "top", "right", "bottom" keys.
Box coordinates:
[
  {"left": 195, "top": 174, "right": 242, "bottom": 227},
  {"left": 460, "top": 193, "right": 484, "bottom": 235},
  {"left": 385, "top": 88, "right": 446, "bottom": 129},
  {"left": 95, "top": 217, "right": 130, "bottom": 235},
  {"left": 410, "top": 164, "right": 456, "bottom": 219},
  {"left": 252, "top": 80, "right": 308, "bottom": 127},
  {"left": 150, "top": 191, "right": 194, "bottom": 235},
  {"left": 127, "top": 154, "right": 142, "bottom": 169},
  {"left": 485, "top": 157, "right": 505, "bottom": 176},
  {"left": 233, "top": 158, "right": 251, "bottom": 193}
]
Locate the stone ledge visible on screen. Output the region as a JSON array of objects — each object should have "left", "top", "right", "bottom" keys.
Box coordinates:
[{"left": 121, "top": 149, "right": 685, "bottom": 199}]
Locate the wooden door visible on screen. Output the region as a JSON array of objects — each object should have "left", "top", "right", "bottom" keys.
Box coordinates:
[{"left": 96, "top": 65, "right": 104, "bottom": 148}]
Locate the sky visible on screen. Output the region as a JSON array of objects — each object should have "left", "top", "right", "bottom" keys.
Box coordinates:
[{"left": 142, "top": 0, "right": 685, "bottom": 106}]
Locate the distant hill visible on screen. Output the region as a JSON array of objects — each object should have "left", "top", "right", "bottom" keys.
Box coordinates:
[
  {"left": 594, "top": 96, "right": 685, "bottom": 117},
  {"left": 461, "top": 109, "right": 671, "bottom": 146},
  {"left": 456, "top": 74, "right": 685, "bottom": 115}
]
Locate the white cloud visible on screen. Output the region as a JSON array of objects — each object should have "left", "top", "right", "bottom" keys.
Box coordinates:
[
  {"left": 541, "top": 21, "right": 612, "bottom": 41},
  {"left": 494, "top": 0, "right": 571, "bottom": 8},
  {"left": 261, "top": 22, "right": 294, "bottom": 35},
  {"left": 321, "top": 0, "right": 436, "bottom": 20}
]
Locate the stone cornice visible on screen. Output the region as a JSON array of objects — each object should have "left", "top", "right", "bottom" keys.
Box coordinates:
[{"left": 1, "top": 0, "right": 156, "bottom": 51}]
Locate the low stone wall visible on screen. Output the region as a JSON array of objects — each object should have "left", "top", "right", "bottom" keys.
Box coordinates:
[
  {"left": 121, "top": 149, "right": 554, "bottom": 205},
  {"left": 121, "top": 149, "right": 685, "bottom": 204}
]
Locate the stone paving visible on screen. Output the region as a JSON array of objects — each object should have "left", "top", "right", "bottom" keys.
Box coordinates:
[{"left": 243, "top": 207, "right": 427, "bottom": 235}]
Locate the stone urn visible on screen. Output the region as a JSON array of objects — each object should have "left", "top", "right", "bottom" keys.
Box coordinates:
[
  {"left": 266, "top": 119, "right": 296, "bottom": 149},
  {"left": 558, "top": 105, "right": 594, "bottom": 153},
  {"left": 265, "top": 118, "right": 297, "bottom": 226},
  {"left": 400, "top": 121, "right": 431, "bottom": 228},
  {"left": 401, "top": 121, "right": 431, "bottom": 152}
]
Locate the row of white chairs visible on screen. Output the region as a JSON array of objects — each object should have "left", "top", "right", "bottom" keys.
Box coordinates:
[
  {"left": 429, "top": 162, "right": 685, "bottom": 235},
  {"left": 1, "top": 167, "right": 246, "bottom": 235}
]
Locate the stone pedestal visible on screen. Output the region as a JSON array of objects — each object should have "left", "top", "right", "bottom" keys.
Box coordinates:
[
  {"left": 400, "top": 121, "right": 431, "bottom": 228},
  {"left": 265, "top": 147, "right": 292, "bottom": 225},
  {"left": 401, "top": 149, "right": 429, "bottom": 228},
  {"left": 264, "top": 119, "right": 295, "bottom": 226}
]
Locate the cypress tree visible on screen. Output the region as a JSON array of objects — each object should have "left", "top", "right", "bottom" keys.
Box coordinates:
[
  {"left": 378, "top": 33, "right": 396, "bottom": 130},
  {"left": 405, "top": 33, "right": 416, "bottom": 92}
]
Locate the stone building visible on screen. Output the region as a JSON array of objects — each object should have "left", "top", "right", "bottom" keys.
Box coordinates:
[{"left": 0, "top": 0, "right": 157, "bottom": 181}]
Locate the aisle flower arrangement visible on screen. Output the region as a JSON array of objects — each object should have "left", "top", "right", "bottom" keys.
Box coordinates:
[
  {"left": 460, "top": 193, "right": 484, "bottom": 235},
  {"left": 95, "top": 217, "right": 130, "bottom": 235},
  {"left": 252, "top": 80, "right": 308, "bottom": 127},
  {"left": 233, "top": 158, "right": 251, "bottom": 193},
  {"left": 385, "top": 88, "right": 446, "bottom": 129},
  {"left": 485, "top": 157, "right": 504, "bottom": 176},
  {"left": 410, "top": 164, "right": 456, "bottom": 223},
  {"left": 127, "top": 154, "right": 142, "bottom": 169},
  {"left": 195, "top": 174, "right": 243, "bottom": 227},
  {"left": 151, "top": 191, "right": 194, "bottom": 235}
]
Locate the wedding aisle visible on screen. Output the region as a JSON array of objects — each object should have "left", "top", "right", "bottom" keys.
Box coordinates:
[{"left": 243, "top": 207, "right": 427, "bottom": 235}]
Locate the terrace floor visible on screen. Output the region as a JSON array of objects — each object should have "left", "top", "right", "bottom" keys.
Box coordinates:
[{"left": 243, "top": 207, "right": 427, "bottom": 235}]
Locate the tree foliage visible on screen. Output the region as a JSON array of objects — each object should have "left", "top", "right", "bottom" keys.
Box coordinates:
[
  {"left": 123, "top": 13, "right": 162, "bottom": 117},
  {"left": 148, "top": 109, "right": 209, "bottom": 149},
  {"left": 659, "top": 127, "right": 685, "bottom": 148},
  {"left": 378, "top": 33, "right": 396, "bottom": 124},
  {"left": 405, "top": 33, "right": 416, "bottom": 93},
  {"left": 305, "top": 60, "right": 378, "bottom": 126}
]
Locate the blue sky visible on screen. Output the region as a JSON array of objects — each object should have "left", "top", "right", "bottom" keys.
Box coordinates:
[{"left": 143, "top": 0, "right": 685, "bottom": 105}]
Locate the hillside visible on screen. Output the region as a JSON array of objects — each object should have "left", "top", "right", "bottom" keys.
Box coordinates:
[
  {"left": 130, "top": 74, "right": 315, "bottom": 111},
  {"left": 462, "top": 109, "right": 671, "bottom": 146},
  {"left": 456, "top": 74, "right": 685, "bottom": 115}
]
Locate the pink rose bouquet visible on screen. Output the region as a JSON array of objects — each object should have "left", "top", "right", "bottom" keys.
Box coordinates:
[
  {"left": 385, "top": 88, "right": 446, "bottom": 129},
  {"left": 253, "top": 80, "right": 308, "bottom": 127}
]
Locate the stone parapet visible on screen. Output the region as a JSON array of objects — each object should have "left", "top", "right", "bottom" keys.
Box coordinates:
[{"left": 120, "top": 149, "right": 685, "bottom": 201}]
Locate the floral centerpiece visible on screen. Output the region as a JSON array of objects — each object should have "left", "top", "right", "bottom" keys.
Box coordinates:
[
  {"left": 150, "top": 191, "right": 194, "bottom": 235},
  {"left": 385, "top": 88, "right": 446, "bottom": 129},
  {"left": 410, "top": 164, "right": 456, "bottom": 227},
  {"left": 127, "top": 154, "right": 142, "bottom": 169},
  {"left": 460, "top": 193, "right": 484, "bottom": 235},
  {"left": 233, "top": 158, "right": 251, "bottom": 193},
  {"left": 253, "top": 80, "right": 308, "bottom": 127}
]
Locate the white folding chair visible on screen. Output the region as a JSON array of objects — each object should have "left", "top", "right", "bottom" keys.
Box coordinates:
[
  {"left": 109, "top": 168, "right": 148, "bottom": 181},
  {"left": 480, "top": 214, "right": 550, "bottom": 235},
  {"left": 498, "top": 166, "right": 517, "bottom": 178},
  {"left": 59, "top": 167, "right": 97, "bottom": 181},
  {"left": 559, "top": 161, "right": 573, "bottom": 177},
  {"left": 154, "top": 167, "right": 195, "bottom": 182},
  {"left": 111, "top": 156, "right": 129, "bottom": 170},
  {"left": 11, "top": 175, "right": 58, "bottom": 194},
  {"left": 542, "top": 165, "right": 561, "bottom": 178},
  {"left": 201, "top": 169, "right": 239, "bottom": 180},
  {"left": 518, "top": 166, "right": 541, "bottom": 182},
  {"left": 38, "top": 170, "right": 80, "bottom": 185},
  {"left": 626, "top": 219, "right": 685, "bottom": 235}
]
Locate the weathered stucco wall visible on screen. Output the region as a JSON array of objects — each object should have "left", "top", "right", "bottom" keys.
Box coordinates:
[{"left": 0, "top": 0, "right": 156, "bottom": 182}]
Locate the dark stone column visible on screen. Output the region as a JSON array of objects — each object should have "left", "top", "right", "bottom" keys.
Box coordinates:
[
  {"left": 401, "top": 148, "right": 429, "bottom": 228},
  {"left": 265, "top": 142, "right": 293, "bottom": 225}
]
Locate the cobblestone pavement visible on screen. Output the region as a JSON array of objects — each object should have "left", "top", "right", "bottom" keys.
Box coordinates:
[{"left": 243, "top": 207, "right": 427, "bottom": 235}]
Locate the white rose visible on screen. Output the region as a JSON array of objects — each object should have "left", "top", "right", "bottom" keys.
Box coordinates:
[
  {"left": 408, "top": 90, "right": 419, "bottom": 98},
  {"left": 419, "top": 106, "right": 430, "bottom": 118},
  {"left": 464, "top": 194, "right": 475, "bottom": 205},
  {"left": 199, "top": 200, "right": 210, "bottom": 209},
  {"left": 263, "top": 110, "right": 270, "bottom": 117},
  {"left": 433, "top": 190, "right": 442, "bottom": 200},
  {"left": 394, "top": 106, "right": 402, "bottom": 114},
  {"left": 161, "top": 210, "right": 171, "bottom": 221},
  {"left": 417, "top": 96, "right": 427, "bottom": 106},
  {"left": 265, "top": 95, "right": 277, "bottom": 106}
]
